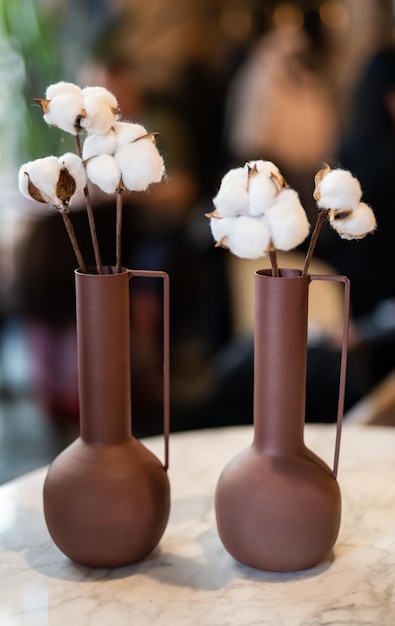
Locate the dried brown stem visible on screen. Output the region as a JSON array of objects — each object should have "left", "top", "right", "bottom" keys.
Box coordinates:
[
  {"left": 116, "top": 188, "right": 123, "bottom": 273},
  {"left": 302, "top": 209, "right": 329, "bottom": 276},
  {"left": 74, "top": 134, "right": 83, "bottom": 159},
  {"left": 269, "top": 245, "right": 279, "bottom": 277},
  {"left": 84, "top": 186, "right": 103, "bottom": 274},
  {"left": 74, "top": 134, "right": 103, "bottom": 274},
  {"left": 59, "top": 208, "right": 87, "bottom": 272}
]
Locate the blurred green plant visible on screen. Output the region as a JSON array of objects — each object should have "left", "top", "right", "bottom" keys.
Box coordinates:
[{"left": 0, "top": 0, "right": 75, "bottom": 176}]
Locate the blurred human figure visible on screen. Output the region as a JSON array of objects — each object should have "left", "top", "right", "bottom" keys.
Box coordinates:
[
  {"left": 314, "top": 46, "right": 395, "bottom": 394},
  {"left": 225, "top": 8, "right": 339, "bottom": 222},
  {"left": 322, "top": 46, "right": 395, "bottom": 317}
]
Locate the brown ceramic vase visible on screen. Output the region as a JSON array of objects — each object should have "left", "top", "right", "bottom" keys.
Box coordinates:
[
  {"left": 43, "top": 267, "right": 170, "bottom": 568},
  {"left": 215, "top": 268, "right": 350, "bottom": 572}
]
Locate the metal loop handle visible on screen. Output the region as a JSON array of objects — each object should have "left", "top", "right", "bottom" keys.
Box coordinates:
[
  {"left": 309, "top": 274, "right": 351, "bottom": 478},
  {"left": 128, "top": 270, "right": 170, "bottom": 471}
]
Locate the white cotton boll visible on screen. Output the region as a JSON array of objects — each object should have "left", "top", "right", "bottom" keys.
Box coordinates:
[
  {"left": 44, "top": 93, "right": 84, "bottom": 134},
  {"left": 82, "top": 129, "right": 118, "bottom": 159},
  {"left": 79, "top": 95, "right": 116, "bottom": 134},
  {"left": 46, "top": 82, "right": 82, "bottom": 100},
  {"left": 209, "top": 215, "right": 236, "bottom": 244},
  {"left": 213, "top": 180, "right": 249, "bottom": 217},
  {"left": 329, "top": 202, "right": 377, "bottom": 240},
  {"left": 266, "top": 188, "right": 310, "bottom": 250},
  {"left": 248, "top": 169, "right": 279, "bottom": 216},
  {"left": 227, "top": 215, "right": 271, "bottom": 259},
  {"left": 113, "top": 122, "right": 148, "bottom": 147},
  {"left": 82, "top": 86, "right": 118, "bottom": 110},
  {"left": 220, "top": 166, "right": 249, "bottom": 187},
  {"left": 212, "top": 167, "right": 249, "bottom": 217},
  {"left": 115, "top": 140, "right": 164, "bottom": 191},
  {"left": 19, "top": 156, "right": 61, "bottom": 205},
  {"left": 18, "top": 161, "right": 38, "bottom": 200},
  {"left": 247, "top": 159, "right": 280, "bottom": 178},
  {"left": 59, "top": 153, "right": 87, "bottom": 193},
  {"left": 86, "top": 154, "right": 121, "bottom": 194},
  {"left": 317, "top": 169, "right": 362, "bottom": 210}
]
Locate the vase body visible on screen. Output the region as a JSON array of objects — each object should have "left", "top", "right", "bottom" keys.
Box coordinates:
[
  {"left": 43, "top": 268, "right": 170, "bottom": 567},
  {"left": 215, "top": 269, "right": 347, "bottom": 572}
]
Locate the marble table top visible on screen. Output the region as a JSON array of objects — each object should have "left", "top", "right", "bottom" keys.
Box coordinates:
[{"left": 1, "top": 424, "right": 395, "bottom": 625}]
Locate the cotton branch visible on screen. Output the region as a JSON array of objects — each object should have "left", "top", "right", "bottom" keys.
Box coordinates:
[
  {"left": 115, "top": 187, "right": 124, "bottom": 273},
  {"left": 302, "top": 209, "right": 329, "bottom": 275},
  {"left": 58, "top": 207, "right": 87, "bottom": 272},
  {"left": 75, "top": 134, "right": 103, "bottom": 274}
]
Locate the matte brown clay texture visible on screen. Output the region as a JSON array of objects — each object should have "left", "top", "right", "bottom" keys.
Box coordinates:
[
  {"left": 43, "top": 268, "right": 170, "bottom": 567},
  {"left": 215, "top": 269, "right": 343, "bottom": 572}
]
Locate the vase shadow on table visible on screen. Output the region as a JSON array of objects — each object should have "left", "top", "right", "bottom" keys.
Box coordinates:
[{"left": 15, "top": 495, "right": 334, "bottom": 587}]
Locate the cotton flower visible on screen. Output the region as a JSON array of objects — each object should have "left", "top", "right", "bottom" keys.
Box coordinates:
[
  {"left": 247, "top": 159, "right": 282, "bottom": 179},
  {"left": 115, "top": 135, "right": 164, "bottom": 191},
  {"left": 59, "top": 153, "right": 87, "bottom": 192},
  {"left": 18, "top": 156, "right": 61, "bottom": 205},
  {"left": 85, "top": 154, "right": 121, "bottom": 194},
  {"left": 38, "top": 93, "right": 85, "bottom": 135},
  {"left": 302, "top": 164, "right": 377, "bottom": 275},
  {"left": 226, "top": 215, "right": 271, "bottom": 259},
  {"left": 18, "top": 154, "right": 86, "bottom": 207},
  {"left": 247, "top": 160, "right": 284, "bottom": 217},
  {"left": 79, "top": 93, "right": 117, "bottom": 134},
  {"left": 211, "top": 167, "right": 250, "bottom": 217},
  {"left": 46, "top": 81, "right": 82, "bottom": 100},
  {"left": 113, "top": 121, "right": 148, "bottom": 147},
  {"left": 315, "top": 166, "right": 362, "bottom": 210},
  {"left": 266, "top": 188, "right": 310, "bottom": 250},
  {"left": 210, "top": 214, "right": 271, "bottom": 259},
  {"left": 82, "top": 129, "right": 118, "bottom": 160},
  {"left": 35, "top": 81, "right": 119, "bottom": 135},
  {"left": 82, "top": 86, "right": 118, "bottom": 110},
  {"left": 329, "top": 202, "right": 377, "bottom": 240},
  {"left": 82, "top": 121, "right": 164, "bottom": 194},
  {"left": 208, "top": 160, "right": 309, "bottom": 260}
]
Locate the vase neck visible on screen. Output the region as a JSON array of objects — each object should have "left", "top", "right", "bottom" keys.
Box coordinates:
[
  {"left": 253, "top": 270, "right": 309, "bottom": 454},
  {"left": 75, "top": 269, "right": 132, "bottom": 444}
]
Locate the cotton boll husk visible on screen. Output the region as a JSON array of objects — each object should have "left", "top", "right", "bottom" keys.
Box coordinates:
[
  {"left": 44, "top": 93, "right": 84, "bottom": 134},
  {"left": 82, "top": 86, "right": 118, "bottom": 110},
  {"left": 248, "top": 169, "right": 279, "bottom": 216},
  {"left": 247, "top": 159, "right": 280, "bottom": 178},
  {"left": 46, "top": 82, "right": 82, "bottom": 100},
  {"left": 59, "top": 153, "right": 87, "bottom": 193},
  {"left": 317, "top": 169, "right": 362, "bottom": 210},
  {"left": 266, "top": 188, "right": 310, "bottom": 250},
  {"left": 79, "top": 95, "right": 116, "bottom": 134},
  {"left": 86, "top": 154, "right": 121, "bottom": 194},
  {"left": 329, "top": 202, "right": 377, "bottom": 240},
  {"left": 213, "top": 179, "right": 249, "bottom": 217},
  {"left": 19, "top": 156, "right": 61, "bottom": 204},
  {"left": 209, "top": 215, "right": 236, "bottom": 243},
  {"left": 82, "top": 129, "right": 118, "bottom": 159},
  {"left": 113, "top": 122, "right": 148, "bottom": 147},
  {"left": 227, "top": 215, "right": 271, "bottom": 259},
  {"left": 115, "top": 140, "right": 164, "bottom": 191}
]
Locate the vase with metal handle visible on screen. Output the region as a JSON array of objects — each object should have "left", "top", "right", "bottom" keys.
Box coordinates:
[
  {"left": 215, "top": 268, "right": 350, "bottom": 572},
  {"left": 43, "top": 267, "right": 170, "bottom": 567}
]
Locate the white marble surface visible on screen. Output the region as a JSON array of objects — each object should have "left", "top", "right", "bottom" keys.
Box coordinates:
[{"left": 1, "top": 424, "right": 395, "bottom": 625}]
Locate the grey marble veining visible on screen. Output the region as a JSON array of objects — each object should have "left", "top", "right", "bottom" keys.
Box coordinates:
[{"left": 0, "top": 424, "right": 394, "bottom": 625}]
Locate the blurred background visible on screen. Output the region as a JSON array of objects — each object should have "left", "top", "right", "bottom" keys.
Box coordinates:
[{"left": 1, "top": 0, "right": 395, "bottom": 483}]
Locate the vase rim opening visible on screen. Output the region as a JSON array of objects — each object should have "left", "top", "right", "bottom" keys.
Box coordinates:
[
  {"left": 75, "top": 266, "right": 129, "bottom": 277},
  {"left": 256, "top": 268, "right": 305, "bottom": 279}
]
